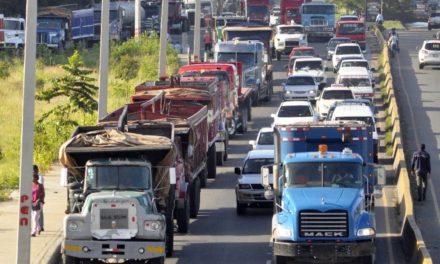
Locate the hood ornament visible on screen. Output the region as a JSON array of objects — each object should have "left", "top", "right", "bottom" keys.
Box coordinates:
[{"left": 321, "top": 196, "right": 325, "bottom": 205}]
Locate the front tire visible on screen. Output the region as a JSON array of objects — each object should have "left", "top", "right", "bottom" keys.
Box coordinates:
[
  {"left": 419, "top": 63, "right": 424, "bottom": 69},
  {"left": 236, "top": 200, "right": 247, "bottom": 215},
  {"left": 190, "top": 177, "right": 201, "bottom": 218},
  {"left": 237, "top": 108, "right": 248, "bottom": 133},
  {"left": 62, "top": 254, "right": 79, "bottom": 264},
  {"left": 176, "top": 196, "right": 190, "bottom": 233},
  {"left": 149, "top": 257, "right": 165, "bottom": 264},
  {"left": 276, "top": 51, "right": 281, "bottom": 61},
  {"left": 207, "top": 144, "right": 217, "bottom": 179},
  {"left": 273, "top": 255, "right": 288, "bottom": 264},
  {"left": 226, "top": 118, "right": 237, "bottom": 137}
]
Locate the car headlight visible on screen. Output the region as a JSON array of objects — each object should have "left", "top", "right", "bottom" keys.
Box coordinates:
[
  {"left": 357, "top": 227, "right": 375, "bottom": 237},
  {"left": 309, "top": 90, "right": 315, "bottom": 94},
  {"left": 144, "top": 220, "right": 163, "bottom": 231},
  {"left": 67, "top": 221, "right": 79, "bottom": 231},
  {"left": 285, "top": 90, "right": 292, "bottom": 94},
  {"left": 275, "top": 225, "right": 292, "bottom": 238},
  {"left": 238, "top": 184, "right": 252, "bottom": 189}
]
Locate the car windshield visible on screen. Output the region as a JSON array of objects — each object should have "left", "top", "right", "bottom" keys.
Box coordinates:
[
  {"left": 336, "top": 46, "right": 361, "bottom": 55},
  {"left": 277, "top": 105, "right": 312, "bottom": 117},
  {"left": 217, "top": 52, "right": 255, "bottom": 70},
  {"left": 293, "top": 49, "right": 315, "bottom": 56},
  {"left": 248, "top": 6, "right": 269, "bottom": 15},
  {"left": 295, "top": 61, "right": 322, "bottom": 70},
  {"left": 243, "top": 158, "right": 274, "bottom": 174},
  {"left": 280, "top": 26, "right": 304, "bottom": 34},
  {"left": 328, "top": 39, "right": 351, "bottom": 49},
  {"left": 86, "top": 165, "right": 151, "bottom": 190},
  {"left": 425, "top": 42, "right": 440, "bottom": 51},
  {"left": 335, "top": 116, "right": 373, "bottom": 125},
  {"left": 340, "top": 77, "right": 371, "bottom": 86},
  {"left": 258, "top": 132, "right": 274, "bottom": 145},
  {"left": 286, "top": 76, "right": 315, "bottom": 85},
  {"left": 338, "top": 23, "right": 365, "bottom": 35},
  {"left": 322, "top": 90, "right": 354, "bottom": 99},
  {"left": 341, "top": 61, "right": 369, "bottom": 69},
  {"left": 284, "top": 162, "right": 362, "bottom": 188}
]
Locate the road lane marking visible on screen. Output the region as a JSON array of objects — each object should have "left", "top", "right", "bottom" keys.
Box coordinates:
[{"left": 381, "top": 187, "right": 396, "bottom": 263}]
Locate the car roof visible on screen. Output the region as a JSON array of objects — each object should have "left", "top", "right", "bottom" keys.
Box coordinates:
[
  {"left": 336, "top": 43, "right": 361, "bottom": 48},
  {"left": 280, "top": 101, "right": 312, "bottom": 106},
  {"left": 259, "top": 127, "right": 273, "bottom": 133},
  {"left": 338, "top": 66, "right": 369, "bottom": 75},
  {"left": 332, "top": 104, "right": 373, "bottom": 117},
  {"left": 341, "top": 58, "right": 368, "bottom": 63},
  {"left": 424, "top": 40, "right": 440, "bottom": 44},
  {"left": 322, "top": 87, "right": 353, "bottom": 92},
  {"left": 292, "top": 46, "right": 315, "bottom": 51},
  {"left": 335, "top": 99, "right": 373, "bottom": 106},
  {"left": 247, "top": 149, "right": 275, "bottom": 159},
  {"left": 329, "top": 37, "right": 351, "bottom": 41},
  {"left": 295, "top": 57, "right": 323, "bottom": 62},
  {"left": 278, "top": 24, "right": 304, "bottom": 29},
  {"left": 288, "top": 73, "right": 316, "bottom": 78}
]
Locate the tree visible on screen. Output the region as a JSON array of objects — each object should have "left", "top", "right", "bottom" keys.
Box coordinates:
[{"left": 36, "top": 50, "right": 98, "bottom": 128}]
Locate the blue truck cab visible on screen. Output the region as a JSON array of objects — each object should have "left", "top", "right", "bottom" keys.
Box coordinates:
[
  {"left": 262, "top": 121, "right": 384, "bottom": 263},
  {"left": 300, "top": 2, "right": 336, "bottom": 39}
]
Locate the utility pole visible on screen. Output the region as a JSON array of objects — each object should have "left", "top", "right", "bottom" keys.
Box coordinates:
[
  {"left": 194, "top": 0, "right": 201, "bottom": 61},
  {"left": 16, "top": 0, "right": 37, "bottom": 262},
  {"left": 158, "top": 0, "right": 169, "bottom": 78},
  {"left": 98, "top": 0, "right": 110, "bottom": 121},
  {"left": 135, "top": 0, "right": 141, "bottom": 39}
]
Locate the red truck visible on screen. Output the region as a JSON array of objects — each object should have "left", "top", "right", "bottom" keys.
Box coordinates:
[
  {"left": 240, "top": 0, "right": 270, "bottom": 24},
  {"left": 131, "top": 76, "right": 221, "bottom": 182},
  {"left": 280, "top": 0, "right": 311, "bottom": 25},
  {"left": 99, "top": 93, "right": 209, "bottom": 234},
  {"left": 335, "top": 20, "right": 366, "bottom": 50},
  {"left": 178, "top": 62, "right": 253, "bottom": 140}
]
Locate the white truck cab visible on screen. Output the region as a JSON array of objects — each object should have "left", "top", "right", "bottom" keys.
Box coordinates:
[
  {"left": 292, "top": 57, "right": 327, "bottom": 89},
  {"left": 336, "top": 66, "right": 374, "bottom": 101},
  {"left": 274, "top": 24, "right": 307, "bottom": 60},
  {"left": 0, "top": 15, "right": 25, "bottom": 49}
]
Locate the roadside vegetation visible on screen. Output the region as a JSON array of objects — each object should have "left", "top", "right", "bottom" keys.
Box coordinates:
[{"left": 0, "top": 34, "right": 180, "bottom": 200}]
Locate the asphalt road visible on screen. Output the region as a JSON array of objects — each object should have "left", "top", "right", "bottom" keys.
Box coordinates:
[
  {"left": 390, "top": 27, "right": 440, "bottom": 262},
  {"left": 166, "top": 28, "right": 406, "bottom": 264}
]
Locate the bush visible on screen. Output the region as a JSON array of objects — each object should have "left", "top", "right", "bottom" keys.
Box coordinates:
[{"left": 0, "top": 60, "right": 11, "bottom": 79}]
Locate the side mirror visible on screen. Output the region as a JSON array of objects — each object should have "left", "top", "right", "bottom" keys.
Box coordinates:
[
  {"left": 234, "top": 167, "right": 241, "bottom": 175},
  {"left": 281, "top": 82, "right": 286, "bottom": 86},
  {"left": 376, "top": 127, "right": 381, "bottom": 133},
  {"left": 370, "top": 67, "right": 376, "bottom": 72},
  {"left": 325, "top": 66, "right": 330, "bottom": 71},
  {"left": 263, "top": 54, "right": 268, "bottom": 64},
  {"left": 433, "top": 34, "right": 437, "bottom": 38},
  {"left": 261, "top": 166, "right": 270, "bottom": 187},
  {"left": 362, "top": 50, "right": 367, "bottom": 54},
  {"left": 169, "top": 167, "right": 176, "bottom": 185},
  {"left": 248, "top": 140, "right": 256, "bottom": 148},
  {"left": 270, "top": 113, "right": 276, "bottom": 118}
]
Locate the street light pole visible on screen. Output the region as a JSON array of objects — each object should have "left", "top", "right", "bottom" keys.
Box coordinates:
[
  {"left": 194, "top": 0, "right": 201, "bottom": 61},
  {"left": 135, "top": 0, "right": 141, "bottom": 39},
  {"left": 98, "top": 0, "right": 110, "bottom": 121},
  {"left": 158, "top": 0, "right": 170, "bottom": 78},
  {"left": 16, "top": 0, "right": 38, "bottom": 262}
]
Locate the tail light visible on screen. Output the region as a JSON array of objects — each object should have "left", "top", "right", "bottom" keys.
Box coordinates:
[{"left": 422, "top": 49, "right": 428, "bottom": 55}]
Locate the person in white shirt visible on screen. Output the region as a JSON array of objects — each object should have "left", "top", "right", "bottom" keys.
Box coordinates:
[
  {"left": 33, "top": 164, "right": 45, "bottom": 232},
  {"left": 375, "top": 13, "right": 384, "bottom": 25}
]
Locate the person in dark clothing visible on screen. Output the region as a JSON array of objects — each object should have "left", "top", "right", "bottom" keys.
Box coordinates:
[{"left": 411, "top": 144, "right": 431, "bottom": 201}]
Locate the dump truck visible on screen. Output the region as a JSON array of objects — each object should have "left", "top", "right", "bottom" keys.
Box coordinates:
[
  {"left": 59, "top": 121, "right": 177, "bottom": 263},
  {"left": 262, "top": 121, "right": 385, "bottom": 263}
]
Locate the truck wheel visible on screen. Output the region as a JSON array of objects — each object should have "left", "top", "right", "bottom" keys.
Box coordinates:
[
  {"left": 276, "top": 51, "right": 281, "bottom": 61},
  {"left": 176, "top": 196, "right": 190, "bottom": 233},
  {"left": 236, "top": 200, "right": 247, "bottom": 215},
  {"left": 223, "top": 133, "right": 229, "bottom": 162},
  {"left": 62, "top": 254, "right": 79, "bottom": 264},
  {"left": 165, "top": 198, "right": 174, "bottom": 257},
  {"left": 237, "top": 108, "right": 248, "bottom": 134},
  {"left": 207, "top": 144, "right": 217, "bottom": 179},
  {"left": 200, "top": 164, "right": 208, "bottom": 188},
  {"left": 149, "top": 257, "right": 165, "bottom": 264},
  {"left": 247, "top": 101, "right": 252, "bottom": 121},
  {"left": 216, "top": 150, "right": 224, "bottom": 165},
  {"left": 226, "top": 118, "right": 237, "bottom": 137},
  {"left": 273, "top": 255, "right": 288, "bottom": 264},
  {"left": 251, "top": 91, "right": 259, "bottom": 106},
  {"left": 419, "top": 63, "right": 424, "bottom": 69},
  {"left": 264, "top": 84, "right": 272, "bottom": 102},
  {"left": 190, "top": 177, "right": 201, "bottom": 218}
]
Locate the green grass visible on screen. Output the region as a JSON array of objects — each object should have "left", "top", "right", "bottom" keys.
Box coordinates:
[
  {"left": 0, "top": 36, "right": 180, "bottom": 197},
  {"left": 383, "top": 20, "right": 405, "bottom": 30}
]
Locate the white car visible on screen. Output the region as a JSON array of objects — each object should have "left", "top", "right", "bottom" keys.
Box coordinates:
[
  {"left": 271, "top": 101, "right": 319, "bottom": 126},
  {"left": 282, "top": 74, "right": 318, "bottom": 101},
  {"left": 315, "top": 87, "right": 355, "bottom": 117},
  {"left": 249, "top": 127, "right": 274, "bottom": 150},
  {"left": 235, "top": 149, "right": 274, "bottom": 214},
  {"left": 274, "top": 24, "right": 307, "bottom": 60},
  {"left": 326, "top": 103, "right": 379, "bottom": 162},
  {"left": 336, "top": 67, "right": 374, "bottom": 101},
  {"left": 418, "top": 40, "right": 440, "bottom": 69},
  {"left": 332, "top": 43, "right": 364, "bottom": 69},
  {"left": 293, "top": 57, "right": 327, "bottom": 89}
]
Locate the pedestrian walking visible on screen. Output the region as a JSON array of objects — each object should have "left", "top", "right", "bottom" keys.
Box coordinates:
[
  {"left": 33, "top": 164, "right": 45, "bottom": 231},
  {"left": 375, "top": 12, "right": 384, "bottom": 26},
  {"left": 31, "top": 171, "right": 45, "bottom": 236},
  {"left": 203, "top": 30, "right": 212, "bottom": 53},
  {"left": 411, "top": 144, "right": 431, "bottom": 201}
]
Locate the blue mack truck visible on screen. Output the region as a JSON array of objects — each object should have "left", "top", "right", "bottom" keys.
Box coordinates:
[{"left": 262, "top": 121, "right": 385, "bottom": 264}]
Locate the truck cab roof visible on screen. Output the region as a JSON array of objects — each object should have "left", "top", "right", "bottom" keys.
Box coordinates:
[{"left": 283, "top": 150, "right": 363, "bottom": 164}]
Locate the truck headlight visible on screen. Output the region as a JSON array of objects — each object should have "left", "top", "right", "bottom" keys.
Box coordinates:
[
  {"left": 67, "top": 221, "right": 79, "bottom": 231},
  {"left": 238, "top": 184, "right": 251, "bottom": 189},
  {"left": 357, "top": 227, "right": 375, "bottom": 237},
  {"left": 275, "top": 226, "right": 292, "bottom": 238},
  {"left": 144, "top": 220, "right": 163, "bottom": 231}
]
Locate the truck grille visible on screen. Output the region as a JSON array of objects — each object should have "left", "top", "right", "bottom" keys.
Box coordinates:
[
  {"left": 100, "top": 208, "right": 129, "bottom": 229},
  {"left": 299, "top": 210, "right": 348, "bottom": 237},
  {"left": 285, "top": 40, "right": 299, "bottom": 47}
]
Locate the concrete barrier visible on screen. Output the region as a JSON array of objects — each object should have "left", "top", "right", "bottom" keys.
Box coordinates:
[{"left": 373, "top": 26, "right": 433, "bottom": 263}]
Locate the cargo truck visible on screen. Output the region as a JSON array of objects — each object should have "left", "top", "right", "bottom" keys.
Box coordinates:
[
  {"left": 262, "top": 121, "right": 385, "bottom": 263},
  {"left": 239, "top": 0, "right": 270, "bottom": 24},
  {"left": 300, "top": 2, "right": 336, "bottom": 40},
  {"left": 335, "top": 20, "right": 366, "bottom": 50},
  {"left": 0, "top": 14, "right": 25, "bottom": 49},
  {"left": 280, "top": 0, "right": 311, "bottom": 25},
  {"left": 37, "top": 6, "right": 95, "bottom": 49},
  {"left": 60, "top": 121, "right": 177, "bottom": 263}
]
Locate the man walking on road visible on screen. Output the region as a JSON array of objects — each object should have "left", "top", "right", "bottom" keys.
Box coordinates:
[{"left": 411, "top": 144, "right": 431, "bottom": 201}]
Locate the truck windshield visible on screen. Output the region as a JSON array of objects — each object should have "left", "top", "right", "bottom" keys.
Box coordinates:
[
  {"left": 243, "top": 158, "right": 274, "bottom": 174},
  {"left": 5, "top": 20, "right": 21, "bottom": 30},
  {"left": 86, "top": 166, "right": 151, "bottom": 190},
  {"left": 302, "top": 5, "right": 335, "bottom": 15},
  {"left": 341, "top": 61, "right": 368, "bottom": 69},
  {"left": 248, "top": 6, "right": 269, "bottom": 16},
  {"left": 338, "top": 23, "right": 365, "bottom": 35},
  {"left": 280, "top": 26, "right": 304, "bottom": 34},
  {"left": 285, "top": 162, "right": 362, "bottom": 188},
  {"left": 144, "top": 7, "right": 160, "bottom": 17},
  {"left": 295, "top": 61, "right": 322, "bottom": 70},
  {"left": 217, "top": 52, "right": 255, "bottom": 70},
  {"left": 37, "top": 21, "right": 61, "bottom": 30},
  {"left": 339, "top": 77, "right": 371, "bottom": 86}
]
